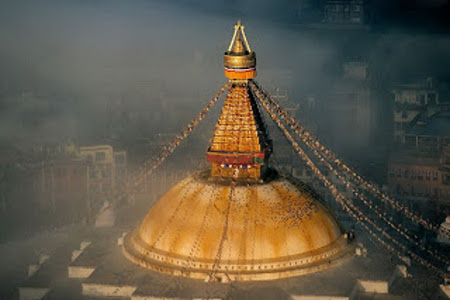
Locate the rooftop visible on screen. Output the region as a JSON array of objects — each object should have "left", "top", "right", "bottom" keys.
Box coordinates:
[{"left": 408, "top": 111, "right": 450, "bottom": 137}]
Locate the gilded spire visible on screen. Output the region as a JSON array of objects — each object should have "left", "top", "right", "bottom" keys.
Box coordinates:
[
  {"left": 206, "top": 83, "right": 271, "bottom": 181},
  {"left": 223, "top": 20, "right": 257, "bottom": 80},
  {"left": 227, "top": 19, "right": 252, "bottom": 54},
  {"left": 232, "top": 30, "right": 245, "bottom": 54},
  {"left": 208, "top": 21, "right": 270, "bottom": 181}
]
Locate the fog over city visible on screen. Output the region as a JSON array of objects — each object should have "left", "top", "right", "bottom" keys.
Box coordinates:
[
  {"left": 0, "top": 1, "right": 449, "bottom": 299},
  {"left": 1, "top": 1, "right": 449, "bottom": 140}
]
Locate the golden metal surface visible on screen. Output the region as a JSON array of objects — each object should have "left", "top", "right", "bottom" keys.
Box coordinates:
[
  {"left": 224, "top": 21, "right": 256, "bottom": 79},
  {"left": 232, "top": 31, "right": 245, "bottom": 54},
  {"left": 123, "top": 174, "right": 353, "bottom": 281},
  {"left": 209, "top": 85, "right": 263, "bottom": 154},
  {"left": 207, "top": 83, "right": 269, "bottom": 179},
  {"left": 227, "top": 19, "right": 252, "bottom": 54},
  {"left": 223, "top": 52, "right": 256, "bottom": 70}
]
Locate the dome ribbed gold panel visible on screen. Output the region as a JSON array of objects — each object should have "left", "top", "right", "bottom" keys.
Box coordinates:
[{"left": 123, "top": 173, "right": 354, "bottom": 281}]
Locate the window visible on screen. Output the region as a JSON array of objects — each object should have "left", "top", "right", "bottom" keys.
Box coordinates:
[
  {"left": 90, "top": 184, "right": 99, "bottom": 193},
  {"left": 116, "top": 169, "right": 123, "bottom": 177},
  {"left": 405, "top": 135, "right": 416, "bottom": 147},
  {"left": 102, "top": 183, "right": 111, "bottom": 192},
  {"left": 114, "top": 154, "right": 124, "bottom": 164},
  {"left": 417, "top": 170, "right": 423, "bottom": 180},
  {"left": 426, "top": 171, "right": 430, "bottom": 180},
  {"left": 404, "top": 170, "right": 409, "bottom": 179},
  {"left": 433, "top": 188, "right": 438, "bottom": 196},
  {"left": 411, "top": 170, "right": 416, "bottom": 179},
  {"left": 428, "top": 93, "right": 436, "bottom": 105},
  {"left": 95, "top": 151, "right": 105, "bottom": 161},
  {"left": 419, "top": 94, "right": 425, "bottom": 105},
  {"left": 102, "top": 169, "right": 111, "bottom": 178},
  {"left": 73, "top": 168, "right": 84, "bottom": 176},
  {"left": 396, "top": 168, "right": 402, "bottom": 178},
  {"left": 401, "top": 111, "right": 408, "bottom": 119},
  {"left": 89, "top": 170, "right": 98, "bottom": 179},
  {"left": 433, "top": 171, "right": 438, "bottom": 181},
  {"left": 443, "top": 174, "right": 450, "bottom": 185}
]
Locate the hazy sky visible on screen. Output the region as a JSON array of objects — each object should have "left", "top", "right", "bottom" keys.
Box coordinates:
[{"left": 0, "top": 0, "right": 449, "bottom": 144}]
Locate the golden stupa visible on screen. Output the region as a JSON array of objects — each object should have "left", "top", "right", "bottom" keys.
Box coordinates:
[{"left": 123, "top": 21, "right": 354, "bottom": 282}]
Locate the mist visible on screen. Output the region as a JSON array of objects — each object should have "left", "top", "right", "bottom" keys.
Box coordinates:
[
  {"left": 1, "top": 0, "right": 449, "bottom": 299},
  {"left": 1, "top": 0, "right": 449, "bottom": 241},
  {"left": 1, "top": 1, "right": 449, "bottom": 142}
]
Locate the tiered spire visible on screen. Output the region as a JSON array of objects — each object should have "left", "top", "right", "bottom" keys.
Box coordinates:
[{"left": 207, "top": 21, "right": 271, "bottom": 181}]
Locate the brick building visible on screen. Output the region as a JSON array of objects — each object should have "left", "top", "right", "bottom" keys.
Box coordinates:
[
  {"left": 388, "top": 153, "right": 449, "bottom": 203},
  {"left": 388, "top": 111, "right": 450, "bottom": 210}
]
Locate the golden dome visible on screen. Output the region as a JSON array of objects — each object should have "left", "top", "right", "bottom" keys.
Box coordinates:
[{"left": 123, "top": 172, "right": 354, "bottom": 281}]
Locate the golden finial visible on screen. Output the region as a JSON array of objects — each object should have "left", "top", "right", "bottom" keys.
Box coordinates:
[
  {"left": 232, "top": 31, "right": 245, "bottom": 54},
  {"left": 227, "top": 20, "right": 252, "bottom": 53},
  {"left": 224, "top": 20, "right": 256, "bottom": 80}
]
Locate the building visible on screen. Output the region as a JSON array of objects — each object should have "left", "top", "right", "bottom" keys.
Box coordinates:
[
  {"left": 388, "top": 112, "right": 450, "bottom": 215},
  {"left": 79, "top": 145, "right": 127, "bottom": 209},
  {"left": 322, "top": 62, "right": 375, "bottom": 154},
  {"left": 0, "top": 142, "right": 92, "bottom": 232},
  {"left": 388, "top": 148, "right": 450, "bottom": 210},
  {"left": 403, "top": 111, "right": 450, "bottom": 152},
  {"left": 392, "top": 77, "right": 439, "bottom": 144},
  {"left": 388, "top": 78, "right": 450, "bottom": 212},
  {"left": 113, "top": 151, "right": 127, "bottom": 188},
  {"left": 17, "top": 143, "right": 129, "bottom": 224},
  {"left": 35, "top": 157, "right": 90, "bottom": 224},
  {"left": 388, "top": 152, "right": 447, "bottom": 202},
  {"left": 323, "top": 0, "right": 367, "bottom": 24}
]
